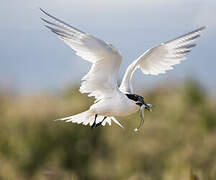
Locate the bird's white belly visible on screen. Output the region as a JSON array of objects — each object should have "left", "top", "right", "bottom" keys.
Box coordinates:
[
  {"left": 90, "top": 93, "right": 139, "bottom": 117},
  {"left": 112, "top": 101, "right": 139, "bottom": 116}
]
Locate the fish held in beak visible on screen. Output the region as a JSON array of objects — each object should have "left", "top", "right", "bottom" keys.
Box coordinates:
[
  {"left": 134, "top": 104, "right": 153, "bottom": 132},
  {"left": 134, "top": 104, "right": 145, "bottom": 132}
]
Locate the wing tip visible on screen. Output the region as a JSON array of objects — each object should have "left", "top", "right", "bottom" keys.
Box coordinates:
[
  {"left": 198, "top": 26, "right": 207, "bottom": 31},
  {"left": 40, "top": 8, "right": 49, "bottom": 16},
  {"left": 191, "top": 26, "right": 207, "bottom": 34}
]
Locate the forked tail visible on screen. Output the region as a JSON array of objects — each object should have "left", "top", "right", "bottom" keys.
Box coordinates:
[{"left": 56, "top": 110, "right": 123, "bottom": 128}]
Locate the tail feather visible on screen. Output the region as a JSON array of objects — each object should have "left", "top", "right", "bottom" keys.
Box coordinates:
[
  {"left": 111, "top": 117, "right": 123, "bottom": 128},
  {"left": 56, "top": 110, "right": 123, "bottom": 128}
]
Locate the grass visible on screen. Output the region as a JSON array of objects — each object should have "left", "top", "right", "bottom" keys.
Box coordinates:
[{"left": 0, "top": 80, "right": 215, "bottom": 180}]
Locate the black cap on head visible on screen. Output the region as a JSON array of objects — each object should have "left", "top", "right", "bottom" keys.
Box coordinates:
[{"left": 125, "top": 94, "right": 145, "bottom": 107}]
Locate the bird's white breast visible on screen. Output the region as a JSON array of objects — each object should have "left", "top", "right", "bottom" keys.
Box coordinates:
[{"left": 90, "top": 90, "right": 139, "bottom": 117}]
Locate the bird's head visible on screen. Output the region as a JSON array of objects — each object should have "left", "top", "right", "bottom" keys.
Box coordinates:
[
  {"left": 125, "top": 94, "right": 153, "bottom": 111},
  {"left": 126, "top": 93, "right": 154, "bottom": 131}
]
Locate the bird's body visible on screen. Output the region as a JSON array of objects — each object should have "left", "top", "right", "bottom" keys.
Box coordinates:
[
  {"left": 40, "top": 8, "right": 205, "bottom": 130},
  {"left": 90, "top": 90, "right": 139, "bottom": 117}
]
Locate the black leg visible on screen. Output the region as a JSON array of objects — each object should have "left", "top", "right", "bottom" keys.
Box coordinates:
[
  {"left": 91, "top": 114, "right": 98, "bottom": 129},
  {"left": 95, "top": 116, "right": 107, "bottom": 128}
]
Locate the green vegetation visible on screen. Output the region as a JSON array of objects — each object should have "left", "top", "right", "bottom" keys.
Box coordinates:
[{"left": 0, "top": 80, "right": 215, "bottom": 180}]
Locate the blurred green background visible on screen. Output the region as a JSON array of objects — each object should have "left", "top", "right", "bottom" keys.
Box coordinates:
[{"left": 0, "top": 79, "right": 215, "bottom": 180}]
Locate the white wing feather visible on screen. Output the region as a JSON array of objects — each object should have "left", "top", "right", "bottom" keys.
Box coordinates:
[
  {"left": 40, "top": 9, "right": 122, "bottom": 101},
  {"left": 120, "top": 26, "right": 206, "bottom": 93}
]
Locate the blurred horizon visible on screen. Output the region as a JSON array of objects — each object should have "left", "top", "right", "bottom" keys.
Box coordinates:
[{"left": 0, "top": 0, "right": 215, "bottom": 95}]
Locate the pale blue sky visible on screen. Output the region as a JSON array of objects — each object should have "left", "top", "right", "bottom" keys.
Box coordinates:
[{"left": 0, "top": 0, "right": 215, "bottom": 94}]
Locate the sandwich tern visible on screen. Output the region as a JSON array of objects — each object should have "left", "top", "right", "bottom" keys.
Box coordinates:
[{"left": 40, "top": 9, "right": 205, "bottom": 131}]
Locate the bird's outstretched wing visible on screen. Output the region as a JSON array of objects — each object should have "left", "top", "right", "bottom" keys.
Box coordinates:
[
  {"left": 40, "top": 9, "right": 122, "bottom": 101},
  {"left": 120, "top": 26, "right": 206, "bottom": 93}
]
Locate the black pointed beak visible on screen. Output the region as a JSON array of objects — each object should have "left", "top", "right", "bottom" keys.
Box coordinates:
[{"left": 145, "top": 104, "right": 153, "bottom": 112}]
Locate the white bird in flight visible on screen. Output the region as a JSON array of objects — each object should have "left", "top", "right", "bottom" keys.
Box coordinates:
[{"left": 40, "top": 8, "right": 205, "bottom": 131}]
